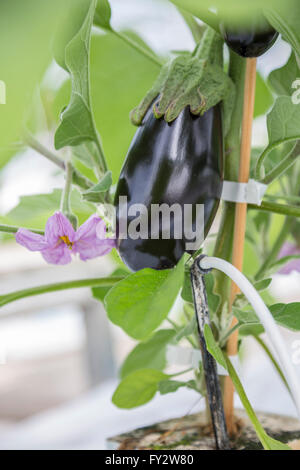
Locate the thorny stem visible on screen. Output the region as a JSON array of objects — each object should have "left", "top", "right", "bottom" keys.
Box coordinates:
[
  {"left": 0, "top": 277, "right": 124, "bottom": 308},
  {"left": 23, "top": 131, "right": 93, "bottom": 190},
  {"left": 0, "top": 224, "right": 44, "bottom": 235}
]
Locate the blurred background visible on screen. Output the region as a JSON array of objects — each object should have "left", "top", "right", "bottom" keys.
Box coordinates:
[{"left": 0, "top": 0, "right": 299, "bottom": 450}]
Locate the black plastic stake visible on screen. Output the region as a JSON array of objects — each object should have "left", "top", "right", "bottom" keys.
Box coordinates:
[{"left": 190, "top": 256, "right": 230, "bottom": 450}]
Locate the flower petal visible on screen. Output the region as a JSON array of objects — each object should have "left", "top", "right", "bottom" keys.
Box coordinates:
[
  {"left": 75, "top": 238, "right": 116, "bottom": 261},
  {"left": 278, "top": 243, "right": 300, "bottom": 274},
  {"left": 75, "top": 214, "right": 106, "bottom": 242},
  {"left": 15, "top": 229, "right": 47, "bottom": 251},
  {"left": 42, "top": 243, "right": 72, "bottom": 265},
  {"left": 45, "top": 212, "right": 75, "bottom": 246}
]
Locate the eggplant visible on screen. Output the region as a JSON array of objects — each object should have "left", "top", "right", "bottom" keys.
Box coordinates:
[
  {"left": 114, "top": 104, "right": 224, "bottom": 271},
  {"left": 221, "top": 18, "right": 279, "bottom": 58}
]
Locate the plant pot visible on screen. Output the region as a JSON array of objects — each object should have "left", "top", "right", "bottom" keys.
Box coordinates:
[{"left": 107, "top": 410, "right": 300, "bottom": 450}]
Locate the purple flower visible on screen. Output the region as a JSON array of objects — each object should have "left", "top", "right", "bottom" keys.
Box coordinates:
[
  {"left": 16, "top": 212, "right": 116, "bottom": 265},
  {"left": 278, "top": 242, "right": 300, "bottom": 274}
]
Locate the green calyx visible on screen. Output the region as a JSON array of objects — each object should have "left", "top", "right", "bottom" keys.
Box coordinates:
[{"left": 130, "top": 27, "right": 234, "bottom": 127}]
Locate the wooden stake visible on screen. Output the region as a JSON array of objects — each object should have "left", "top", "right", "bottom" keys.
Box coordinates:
[{"left": 223, "top": 58, "right": 257, "bottom": 435}]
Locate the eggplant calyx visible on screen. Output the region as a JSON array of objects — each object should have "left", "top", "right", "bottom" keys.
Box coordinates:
[{"left": 130, "top": 27, "right": 234, "bottom": 126}]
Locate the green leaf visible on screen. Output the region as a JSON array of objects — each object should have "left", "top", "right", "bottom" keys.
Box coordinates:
[
  {"left": 55, "top": 0, "right": 101, "bottom": 156},
  {"left": 105, "top": 256, "right": 185, "bottom": 340},
  {"left": 205, "top": 273, "right": 220, "bottom": 313},
  {"left": 203, "top": 324, "right": 226, "bottom": 369},
  {"left": 267, "top": 96, "right": 300, "bottom": 148},
  {"left": 233, "top": 308, "right": 260, "bottom": 325},
  {"left": 204, "top": 325, "right": 291, "bottom": 450},
  {"left": 82, "top": 171, "right": 112, "bottom": 202},
  {"left": 112, "top": 369, "right": 167, "bottom": 409},
  {"left": 158, "top": 379, "right": 198, "bottom": 395},
  {"left": 92, "top": 267, "right": 129, "bottom": 303},
  {"left": 5, "top": 189, "right": 94, "bottom": 228},
  {"left": 181, "top": 268, "right": 193, "bottom": 303},
  {"left": 120, "top": 329, "right": 176, "bottom": 379},
  {"left": 94, "top": 0, "right": 112, "bottom": 30},
  {"left": 253, "top": 278, "right": 272, "bottom": 292},
  {"left": 269, "top": 52, "right": 300, "bottom": 96},
  {"left": 53, "top": 0, "right": 90, "bottom": 70},
  {"left": 89, "top": 30, "right": 158, "bottom": 180},
  {"left": 267, "top": 1, "right": 300, "bottom": 62},
  {"left": 254, "top": 73, "right": 273, "bottom": 118},
  {"left": 270, "top": 303, "right": 300, "bottom": 331}
]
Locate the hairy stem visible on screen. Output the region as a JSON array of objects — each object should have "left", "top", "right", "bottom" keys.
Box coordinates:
[{"left": 0, "top": 276, "right": 124, "bottom": 308}]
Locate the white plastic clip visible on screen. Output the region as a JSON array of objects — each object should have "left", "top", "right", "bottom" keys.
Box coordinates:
[{"left": 221, "top": 179, "right": 267, "bottom": 206}]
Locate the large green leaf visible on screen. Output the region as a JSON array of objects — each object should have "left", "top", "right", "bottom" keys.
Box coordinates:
[
  {"left": 5, "top": 189, "right": 94, "bottom": 228},
  {"left": 254, "top": 73, "right": 273, "bottom": 118},
  {"left": 267, "top": 96, "right": 300, "bottom": 147},
  {"left": 92, "top": 267, "right": 129, "bottom": 303},
  {"left": 112, "top": 369, "right": 167, "bottom": 409},
  {"left": 0, "top": 0, "right": 67, "bottom": 169},
  {"left": 269, "top": 52, "right": 300, "bottom": 96},
  {"left": 266, "top": 1, "right": 300, "bottom": 62},
  {"left": 55, "top": 0, "right": 102, "bottom": 162},
  {"left": 120, "top": 329, "right": 176, "bottom": 379},
  {"left": 270, "top": 303, "right": 300, "bottom": 331},
  {"left": 105, "top": 256, "right": 185, "bottom": 340},
  {"left": 170, "top": 1, "right": 284, "bottom": 23},
  {"left": 94, "top": 0, "right": 112, "bottom": 31},
  {"left": 90, "top": 31, "right": 159, "bottom": 180}
]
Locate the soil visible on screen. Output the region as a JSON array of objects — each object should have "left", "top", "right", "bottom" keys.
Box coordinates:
[{"left": 107, "top": 409, "right": 300, "bottom": 450}]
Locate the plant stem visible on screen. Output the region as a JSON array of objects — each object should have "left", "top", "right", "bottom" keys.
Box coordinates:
[
  {"left": 60, "top": 160, "right": 73, "bottom": 214},
  {"left": 0, "top": 276, "right": 124, "bottom": 308},
  {"left": 213, "top": 52, "right": 246, "bottom": 314},
  {"left": 254, "top": 216, "right": 293, "bottom": 280},
  {"left": 166, "top": 318, "right": 196, "bottom": 348},
  {"left": 262, "top": 142, "right": 300, "bottom": 184},
  {"left": 23, "top": 131, "right": 93, "bottom": 190},
  {"left": 254, "top": 335, "right": 290, "bottom": 393},
  {"left": 249, "top": 200, "right": 300, "bottom": 218},
  {"left": 112, "top": 30, "right": 163, "bottom": 68},
  {"left": 264, "top": 194, "right": 300, "bottom": 204},
  {"left": 0, "top": 224, "right": 44, "bottom": 235}
]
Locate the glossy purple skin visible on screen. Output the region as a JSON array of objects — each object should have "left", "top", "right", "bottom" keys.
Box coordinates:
[
  {"left": 114, "top": 105, "right": 224, "bottom": 271},
  {"left": 222, "top": 25, "right": 279, "bottom": 58}
]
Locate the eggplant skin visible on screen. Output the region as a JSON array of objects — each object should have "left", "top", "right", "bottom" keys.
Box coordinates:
[
  {"left": 115, "top": 105, "right": 224, "bottom": 271},
  {"left": 221, "top": 25, "right": 279, "bottom": 58}
]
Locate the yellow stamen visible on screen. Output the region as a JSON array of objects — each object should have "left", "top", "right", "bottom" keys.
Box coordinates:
[{"left": 60, "top": 235, "right": 74, "bottom": 250}]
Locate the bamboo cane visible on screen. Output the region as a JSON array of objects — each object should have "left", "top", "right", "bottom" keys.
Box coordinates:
[{"left": 223, "top": 58, "right": 257, "bottom": 435}]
